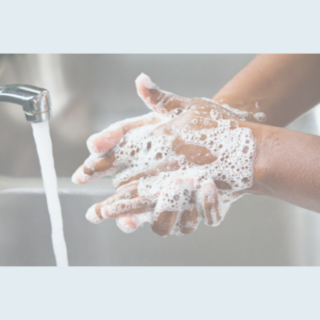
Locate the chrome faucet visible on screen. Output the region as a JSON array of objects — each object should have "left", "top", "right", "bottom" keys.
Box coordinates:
[{"left": 0, "top": 85, "right": 51, "bottom": 123}]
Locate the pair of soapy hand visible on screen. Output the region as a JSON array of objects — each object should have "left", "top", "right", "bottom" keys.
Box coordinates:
[{"left": 72, "top": 74, "right": 256, "bottom": 236}]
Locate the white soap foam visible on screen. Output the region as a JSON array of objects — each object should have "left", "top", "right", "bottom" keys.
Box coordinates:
[
  {"left": 253, "top": 112, "right": 266, "bottom": 123},
  {"left": 101, "top": 100, "right": 256, "bottom": 235}
]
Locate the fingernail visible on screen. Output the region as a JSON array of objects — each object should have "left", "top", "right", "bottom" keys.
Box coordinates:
[
  {"left": 101, "top": 205, "right": 111, "bottom": 218},
  {"left": 71, "top": 167, "right": 91, "bottom": 184},
  {"left": 116, "top": 215, "right": 137, "bottom": 234},
  {"left": 71, "top": 168, "right": 82, "bottom": 184},
  {"left": 87, "top": 130, "right": 115, "bottom": 156},
  {"left": 85, "top": 205, "right": 103, "bottom": 224}
]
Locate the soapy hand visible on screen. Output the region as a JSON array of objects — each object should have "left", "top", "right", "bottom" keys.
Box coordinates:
[{"left": 72, "top": 74, "right": 257, "bottom": 236}]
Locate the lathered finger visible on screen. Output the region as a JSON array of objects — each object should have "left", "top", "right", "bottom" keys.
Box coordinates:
[
  {"left": 75, "top": 123, "right": 177, "bottom": 186},
  {"left": 179, "top": 207, "right": 199, "bottom": 235},
  {"left": 151, "top": 176, "right": 183, "bottom": 236},
  {"left": 116, "top": 214, "right": 138, "bottom": 233},
  {"left": 169, "top": 176, "right": 200, "bottom": 235},
  {"left": 151, "top": 210, "right": 178, "bottom": 237},
  {"left": 116, "top": 213, "right": 149, "bottom": 234},
  {"left": 85, "top": 199, "right": 148, "bottom": 233},
  {"left": 85, "top": 182, "right": 139, "bottom": 224},
  {"left": 87, "top": 112, "right": 161, "bottom": 156},
  {"left": 109, "top": 181, "right": 140, "bottom": 200},
  {"left": 99, "top": 180, "right": 139, "bottom": 208},
  {"left": 102, "top": 196, "right": 156, "bottom": 218},
  {"left": 135, "top": 73, "right": 191, "bottom": 116},
  {"left": 72, "top": 151, "right": 119, "bottom": 184},
  {"left": 198, "top": 179, "right": 221, "bottom": 226},
  {"left": 95, "top": 180, "right": 155, "bottom": 218},
  {"left": 116, "top": 158, "right": 181, "bottom": 189},
  {"left": 85, "top": 203, "right": 104, "bottom": 224}
]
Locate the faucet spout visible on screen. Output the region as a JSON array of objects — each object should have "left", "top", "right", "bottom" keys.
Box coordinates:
[{"left": 0, "top": 84, "right": 52, "bottom": 123}]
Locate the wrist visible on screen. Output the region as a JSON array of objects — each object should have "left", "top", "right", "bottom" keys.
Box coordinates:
[
  {"left": 242, "top": 121, "right": 275, "bottom": 196},
  {"left": 212, "top": 93, "right": 268, "bottom": 125}
]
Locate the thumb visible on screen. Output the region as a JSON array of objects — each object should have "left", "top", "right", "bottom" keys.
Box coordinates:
[{"left": 135, "top": 73, "right": 191, "bottom": 116}]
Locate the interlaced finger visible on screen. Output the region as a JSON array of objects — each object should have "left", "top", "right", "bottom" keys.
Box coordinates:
[{"left": 87, "top": 112, "right": 161, "bottom": 156}]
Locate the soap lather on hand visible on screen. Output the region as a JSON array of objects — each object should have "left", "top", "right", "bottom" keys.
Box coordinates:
[{"left": 72, "top": 73, "right": 258, "bottom": 236}]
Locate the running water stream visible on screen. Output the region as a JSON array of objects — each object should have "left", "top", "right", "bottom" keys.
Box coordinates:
[{"left": 31, "top": 122, "right": 69, "bottom": 266}]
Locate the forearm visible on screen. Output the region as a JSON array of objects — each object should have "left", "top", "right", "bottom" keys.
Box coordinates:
[
  {"left": 249, "top": 122, "right": 320, "bottom": 213},
  {"left": 213, "top": 54, "right": 320, "bottom": 127}
]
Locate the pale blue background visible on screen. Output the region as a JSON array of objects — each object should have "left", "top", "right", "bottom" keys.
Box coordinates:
[
  {"left": 1, "top": 268, "right": 319, "bottom": 320},
  {"left": 1, "top": 0, "right": 319, "bottom": 53}
]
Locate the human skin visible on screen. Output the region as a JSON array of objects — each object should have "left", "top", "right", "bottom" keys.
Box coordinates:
[
  {"left": 72, "top": 85, "right": 256, "bottom": 235},
  {"left": 214, "top": 54, "right": 320, "bottom": 212},
  {"left": 213, "top": 54, "right": 320, "bottom": 127},
  {"left": 72, "top": 55, "right": 320, "bottom": 235}
]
